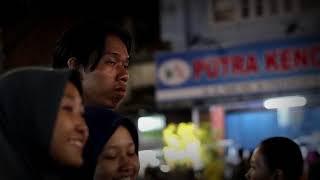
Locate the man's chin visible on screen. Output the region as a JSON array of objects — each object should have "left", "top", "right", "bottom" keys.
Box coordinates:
[
  {"left": 110, "top": 95, "right": 124, "bottom": 109},
  {"left": 102, "top": 100, "right": 118, "bottom": 109},
  {"left": 116, "top": 90, "right": 126, "bottom": 98},
  {"left": 86, "top": 99, "right": 118, "bottom": 109},
  {"left": 87, "top": 94, "right": 125, "bottom": 109}
]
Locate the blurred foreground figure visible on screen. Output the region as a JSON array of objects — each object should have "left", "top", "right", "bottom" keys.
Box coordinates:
[
  {"left": 81, "top": 106, "right": 140, "bottom": 180},
  {"left": 0, "top": 67, "right": 88, "bottom": 180},
  {"left": 246, "top": 137, "right": 303, "bottom": 180}
]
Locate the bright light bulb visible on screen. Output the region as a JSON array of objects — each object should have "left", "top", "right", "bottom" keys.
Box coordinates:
[
  {"left": 138, "top": 115, "right": 166, "bottom": 132},
  {"left": 263, "top": 96, "right": 307, "bottom": 109}
]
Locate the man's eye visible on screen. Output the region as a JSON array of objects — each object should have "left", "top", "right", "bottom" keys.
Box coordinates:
[
  {"left": 62, "top": 106, "right": 73, "bottom": 112},
  {"left": 105, "top": 60, "right": 116, "bottom": 65}
]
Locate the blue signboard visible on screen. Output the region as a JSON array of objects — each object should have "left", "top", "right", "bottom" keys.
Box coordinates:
[{"left": 155, "top": 36, "right": 320, "bottom": 102}]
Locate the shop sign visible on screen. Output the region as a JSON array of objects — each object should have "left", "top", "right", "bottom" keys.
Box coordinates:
[{"left": 156, "top": 36, "right": 320, "bottom": 102}]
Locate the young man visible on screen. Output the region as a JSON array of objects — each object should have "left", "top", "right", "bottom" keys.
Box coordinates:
[{"left": 53, "top": 20, "right": 133, "bottom": 109}]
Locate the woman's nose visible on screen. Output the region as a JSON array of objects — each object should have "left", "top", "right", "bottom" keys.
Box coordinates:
[
  {"left": 119, "top": 155, "right": 134, "bottom": 168},
  {"left": 76, "top": 117, "right": 89, "bottom": 140}
]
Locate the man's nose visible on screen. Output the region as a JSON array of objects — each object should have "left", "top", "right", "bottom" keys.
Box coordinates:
[
  {"left": 117, "top": 65, "right": 129, "bottom": 83},
  {"left": 245, "top": 170, "right": 250, "bottom": 180}
]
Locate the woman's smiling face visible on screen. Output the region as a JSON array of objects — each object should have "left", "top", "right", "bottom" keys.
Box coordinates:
[{"left": 94, "top": 126, "right": 139, "bottom": 180}]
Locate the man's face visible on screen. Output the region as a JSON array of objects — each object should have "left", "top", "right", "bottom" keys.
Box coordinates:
[{"left": 82, "top": 34, "right": 129, "bottom": 109}]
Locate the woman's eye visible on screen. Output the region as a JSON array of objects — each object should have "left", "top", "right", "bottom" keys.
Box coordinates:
[
  {"left": 128, "top": 149, "right": 135, "bottom": 156},
  {"left": 103, "top": 155, "right": 116, "bottom": 160}
]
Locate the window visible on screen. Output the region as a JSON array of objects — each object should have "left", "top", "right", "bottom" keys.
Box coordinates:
[
  {"left": 283, "top": 0, "right": 293, "bottom": 12},
  {"left": 255, "top": 0, "right": 263, "bottom": 17},
  {"left": 270, "top": 0, "right": 278, "bottom": 14},
  {"left": 300, "top": 0, "right": 320, "bottom": 12},
  {"left": 209, "top": 0, "right": 302, "bottom": 26},
  {"left": 212, "top": 0, "right": 236, "bottom": 23},
  {"left": 241, "top": 0, "right": 250, "bottom": 18}
]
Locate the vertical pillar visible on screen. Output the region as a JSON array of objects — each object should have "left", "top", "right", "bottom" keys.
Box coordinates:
[
  {"left": 192, "top": 106, "right": 200, "bottom": 127},
  {"left": 209, "top": 105, "right": 225, "bottom": 140},
  {"left": 0, "top": 28, "right": 4, "bottom": 72}
]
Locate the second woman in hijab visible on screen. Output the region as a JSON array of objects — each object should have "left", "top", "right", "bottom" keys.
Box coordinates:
[
  {"left": 82, "top": 106, "right": 140, "bottom": 180},
  {"left": 0, "top": 67, "right": 88, "bottom": 180}
]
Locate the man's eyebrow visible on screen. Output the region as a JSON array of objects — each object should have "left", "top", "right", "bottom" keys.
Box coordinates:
[{"left": 105, "top": 52, "right": 130, "bottom": 60}]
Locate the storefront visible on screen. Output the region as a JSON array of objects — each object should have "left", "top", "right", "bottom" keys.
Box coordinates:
[{"left": 152, "top": 35, "right": 320, "bottom": 179}]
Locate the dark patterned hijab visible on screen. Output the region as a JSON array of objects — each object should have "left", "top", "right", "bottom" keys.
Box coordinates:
[{"left": 81, "top": 106, "right": 139, "bottom": 179}]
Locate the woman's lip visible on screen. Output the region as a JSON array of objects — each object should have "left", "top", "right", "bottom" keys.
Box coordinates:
[
  {"left": 70, "top": 140, "right": 83, "bottom": 148},
  {"left": 68, "top": 138, "right": 85, "bottom": 148}
]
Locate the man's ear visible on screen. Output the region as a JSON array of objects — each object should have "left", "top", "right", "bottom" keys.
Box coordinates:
[
  {"left": 67, "top": 57, "right": 80, "bottom": 70},
  {"left": 67, "top": 57, "right": 85, "bottom": 80},
  {"left": 272, "top": 169, "right": 284, "bottom": 180}
]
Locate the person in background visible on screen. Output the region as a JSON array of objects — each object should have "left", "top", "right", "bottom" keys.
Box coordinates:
[
  {"left": 0, "top": 67, "right": 88, "bottom": 180},
  {"left": 246, "top": 136, "right": 303, "bottom": 180},
  {"left": 307, "top": 150, "right": 320, "bottom": 180},
  {"left": 52, "top": 20, "right": 133, "bottom": 109},
  {"left": 231, "top": 148, "right": 250, "bottom": 180},
  {"left": 81, "top": 106, "right": 140, "bottom": 180}
]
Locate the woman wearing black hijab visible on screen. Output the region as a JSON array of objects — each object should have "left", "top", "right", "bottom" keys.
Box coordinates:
[
  {"left": 0, "top": 67, "right": 88, "bottom": 180},
  {"left": 245, "top": 136, "right": 303, "bottom": 180},
  {"left": 82, "top": 106, "right": 140, "bottom": 180}
]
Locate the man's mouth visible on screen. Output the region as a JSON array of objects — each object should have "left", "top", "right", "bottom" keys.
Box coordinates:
[
  {"left": 115, "top": 176, "right": 132, "bottom": 180},
  {"left": 117, "top": 88, "right": 126, "bottom": 92},
  {"left": 119, "top": 177, "right": 130, "bottom": 180},
  {"left": 115, "top": 86, "right": 126, "bottom": 92},
  {"left": 115, "top": 86, "right": 127, "bottom": 96}
]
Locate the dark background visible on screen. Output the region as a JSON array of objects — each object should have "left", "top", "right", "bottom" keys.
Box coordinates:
[{"left": 0, "top": 0, "right": 161, "bottom": 69}]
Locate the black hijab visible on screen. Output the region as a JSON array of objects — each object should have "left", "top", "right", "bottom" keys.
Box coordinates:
[
  {"left": 81, "top": 106, "right": 139, "bottom": 180},
  {"left": 0, "top": 67, "right": 82, "bottom": 180},
  {"left": 0, "top": 126, "right": 30, "bottom": 180}
]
